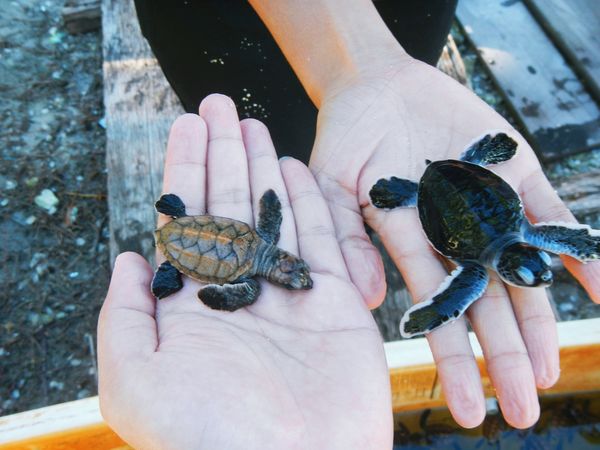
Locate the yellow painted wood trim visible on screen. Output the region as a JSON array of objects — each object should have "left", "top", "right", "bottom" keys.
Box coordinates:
[{"left": 1, "top": 318, "right": 599, "bottom": 448}]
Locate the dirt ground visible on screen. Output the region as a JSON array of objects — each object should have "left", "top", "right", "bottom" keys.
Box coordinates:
[
  {"left": 0, "top": 0, "right": 108, "bottom": 415},
  {"left": 1, "top": 1, "right": 598, "bottom": 418}
]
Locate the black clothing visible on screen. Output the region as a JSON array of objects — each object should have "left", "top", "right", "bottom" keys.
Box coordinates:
[{"left": 134, "top": 0, "right": 457, "bottom": 162}]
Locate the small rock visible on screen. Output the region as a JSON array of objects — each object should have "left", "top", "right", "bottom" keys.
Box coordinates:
[
  {"left": 75, "top": 237, "right": 86, "bottom": 246},
  {"left": 5, "top": 180, "right": 16, "bottom": 190},
  {"left": 49, "top": 380, "right": 64, "bottom": 390},
  {"left": 98, "top": 117, "right": 106, "bottom": 128},
  {"left": 0, "top": 348, "right": 6, "bottom": 357},
  {"left": 35, "top": 189, "right": 59, "bottom": 214},
  {"left": 25, "top": 176, "right": 39, "bottom": 187},
  {"left": 559, "top": 302, "right": 575, "bottom": 313},
  {"left": 56, "top": 311, "right": 67, "bottom": 319},
  {"left": 10, "top": 390, "right": 20, "bottom": 399},
  {"left": 70, "top": 358, "right": 82, "bottom": 367},
  {"left": 12, "top": 211, "right": 36, "bottom": 226},
  {"left": 0, "top": 199, "right": 9, "bottom": 207},
  {"left": 77, "top": 389, "right": 90, "bottom": 399}
]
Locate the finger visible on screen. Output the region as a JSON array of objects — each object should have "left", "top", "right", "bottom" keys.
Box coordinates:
[
  {"left": 241, "top": 118, "right": 298, "bottom": 255},
  {"left": 368, "top": 207, "right": 486, "bottom": 428},
  {"left": 315, "top": 173, "right": 386, "bottom": 308},
  {"left": 507, "top": 285, "right": 559, "bottom": 389},
  {"left": 158, "top": 113, "right": 208, "bottom": 229},
  {"left": 280, "top": 158, "right": 349, "bottom": 279},
  {"left": 200, "top": 94, "right": 252, "bottom": 224},
  {"left": 466, "top": 276, "right": 540, "bottom": 428},
  {"left": 98, "top": 252, "right": 157, "bottom": 370},
  {"left": 520, "top": 166, "right": 600, "bottom": 303}
]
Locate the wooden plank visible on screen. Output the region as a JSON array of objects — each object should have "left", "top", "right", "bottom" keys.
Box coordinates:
[
  {"left": 525, "top": 0, "right": 600, "bottom": 104},
  {"left": 0, "top": 397, "right": 128, "bottom": 449},
  {"left": 457, "top": 0, "right": 600, "bottom": 161},
  {"left": 63, "top": 0, "right": 101, "bottom": 34},
  {"left": 386, "top": 317, "right": 600, "bottom": 412},
  {"left": 102, "top": 0, "right": 184, "bottom": 265},
  {"left": 554, "top": 170, "right": 600, "bottom": 219},
  {"left": 1, "top": 318, "right": 598, "bottom": 448}
]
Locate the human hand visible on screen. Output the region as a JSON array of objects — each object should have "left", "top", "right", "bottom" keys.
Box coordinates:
[
  {"left": 98, "top": 94, "right": 392, "bottom": 450},
  {"left": 310, "top": 55, "right": 600, "bottom": 428}
]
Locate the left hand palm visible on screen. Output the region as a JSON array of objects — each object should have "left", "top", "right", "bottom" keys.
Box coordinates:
[{"left": 98, "top": 95, "right": 392, "bottom": 450}]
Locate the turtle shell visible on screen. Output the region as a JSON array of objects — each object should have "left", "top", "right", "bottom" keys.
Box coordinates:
[
  {"left": 418, "top": 160, "right": 523, "bottom": 259},
  {"left": 155, "top": 215, "right": 261, "bottom": 284}
]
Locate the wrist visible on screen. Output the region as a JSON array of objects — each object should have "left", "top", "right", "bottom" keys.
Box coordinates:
[
  {"left": 320, "top": 40, "right": 412, "bottom": 106},
  {"left": 249, "top": 0, "right": 412, "bottom": 107}
]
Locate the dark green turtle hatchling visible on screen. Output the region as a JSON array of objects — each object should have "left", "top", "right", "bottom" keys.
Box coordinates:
[
  {"left": 151, "top": 189, "right": 313, "bottom": 311},
  {"left": 370, "top": 133, "right": 600, "bottom": 338}
]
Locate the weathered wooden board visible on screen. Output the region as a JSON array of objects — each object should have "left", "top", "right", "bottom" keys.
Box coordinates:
[
  {"left": 554, "top": 170, "right": 600, "bottom": 220},
  {"left": 387, "top": 317, "right": 600, "bottom": 412},
  {"left": 525, "top": 0, "right": 600, "bottom": 104},
  {"left": 1, "top": 318, "right": 598, "bottom": 447},
  {"left": 102, "top": 0, "right": 184, "bottom": 265},
  {"left": 457, "top": 0, "right": 600, "bottom": 161},
  {"left": 63, "top": 0, "right": 101, "bottom": 34}
]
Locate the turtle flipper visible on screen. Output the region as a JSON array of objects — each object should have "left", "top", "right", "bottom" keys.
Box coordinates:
[
  {"left": 198, "top": 278, "right": 261, "bottom": 311},
  {"left": 151, "top": 261, "right": 183, "bottom": 299},
  {"left": 155, "top": 194, "right": 187, "bottom": 218},
  {"left": 256, "top": 189, "right": 282, "bottom": 245},
  {"left": 460, "top": 133, "right": 518, "bottom": 166},
  {"left": 370, "top": 177, "right": 418, "bottom": 209},
  {"left": 400, "top": 263, "right": 489, "bottom": 338},
  {"left": 524, "top": 222, "right": 600, "bottom": 261}
]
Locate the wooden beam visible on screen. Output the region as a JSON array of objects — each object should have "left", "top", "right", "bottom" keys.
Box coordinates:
[
  {"left": 386, "top": 317, "right": 600, "bottom": 412},
  {"left": 524, "top": 0, "right": 600, "bottom": 104},
  {"left": 0, "top": 397, "right": 127, "bottom": 449},
  {"left": 1, "top": 318, "right": 599, "bottom": 447},
  {"left": 456, "top": 0, "right": 600, "bottom": 161},
  {"left": 63, "top": 0, "right": 101, "bottom": 34},
  {"left": 554, "top": 170, "right": 600, "bottom": 219},
  {"left": 102, "top": 0, "right": 184, "bottom": 265}
]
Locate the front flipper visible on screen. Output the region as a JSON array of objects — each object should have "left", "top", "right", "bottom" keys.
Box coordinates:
[
  {"left": 460, "top": 133, "right": 518, "bottom": 166},
  {"left": 256, "top": 189, "right": 282, "bottom": 245},
  {"left": 370, "top": 177, "right": 418, "bottom": 209},
  {"left": 400, "top": 262, "right": 489, "bottom": 338},
  {"left": 524, "top": 222, "right": 600, "bottom": 261},
  {"left": 198, "top": 278, "right": 261, "bottom": 311},
  {"left": 155, "top": 193, "right": 187, "bottom": 218},
  {"left": 151, "top": 261, "right": 184, "bottom": 299}
]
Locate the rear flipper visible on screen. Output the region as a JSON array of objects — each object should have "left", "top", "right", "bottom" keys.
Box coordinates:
[
  {"left": 460, "top": 133, "right": 518, "bottom": 166},
  {"left": 524, "top": 222, "right": 600, "bottom": 261},
  {"left": 400, "top": 262, "right": 489, "bottom": 338},
  {"left": 151, "top": 261, "right": 184, "bottom": 299},
  {"left": 369, "top": 176, "right": 418, "bottom": 209},
  {"left": 199, "top": 278, "right": 261, "bottom": 311}
]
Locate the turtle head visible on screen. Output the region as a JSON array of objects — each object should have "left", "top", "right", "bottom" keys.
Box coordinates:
[
  {"left": 495, "top": 242, "right": 553, "bottom": 287},
  {"left": 266, "top": 248, "right": 313, "bottom": 290}
]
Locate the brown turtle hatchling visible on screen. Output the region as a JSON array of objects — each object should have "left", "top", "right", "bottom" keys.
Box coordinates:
[{"left": 151, "top": 189, "right": 313, "bottom": 311}]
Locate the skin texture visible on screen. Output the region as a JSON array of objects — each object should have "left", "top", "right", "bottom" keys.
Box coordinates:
[
  {"left": 98, "top": 95, "right": 392, "bottom": 450},
  {"left": 248, "top": 0, "right": 600, "bottom": 428}
]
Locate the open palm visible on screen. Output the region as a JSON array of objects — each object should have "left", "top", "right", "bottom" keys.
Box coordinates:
[
  {"left": 98, "top": 95, "right": 392, "bottom": 450},
  {"left": 310, "top": 57, "right": 600, "bottom": 429}
]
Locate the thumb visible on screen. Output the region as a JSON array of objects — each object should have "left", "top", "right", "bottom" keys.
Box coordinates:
[{"left": 98, "top": 252, "right": 158, "bottom": 371}]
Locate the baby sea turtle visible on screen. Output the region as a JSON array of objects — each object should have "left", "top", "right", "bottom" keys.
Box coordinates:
[
  {"left": 370, "top": 133, "right": 600, "bottom": 338},
  {"left": 151, "top": 189, "right": 313, "bottom": 311}
]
